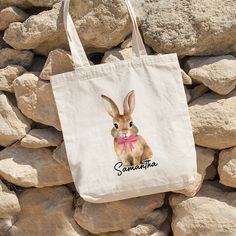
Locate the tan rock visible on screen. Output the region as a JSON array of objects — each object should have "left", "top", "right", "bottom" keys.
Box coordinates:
[
  {"left": 175, "top": 146, "right": 215, "bottom": 197},
  {"left": 141, "top": 0, "right": 236, "bottom": 56},
  {"left": 0, "top": 0, "right": 59, "bottom": 8},
  {"left": 0, "top": 48, "right": 33, "bottom": 69},
  {"left": 127, "top": 224, "right": 158, "bottom": 236},
  {"left": 218, "top": 147, "right": 236, "bottom": 188},
  {"left": 0, "top": 144, "right": 73, "bottom": 187},
  {"left": 189, "top": 90, "right": 236, "bottom": 149},
  {"left": 74, "top": 193, "right": 165, "bottom": 234},
  {"left": 102, "top": 47, "right": 132, "bottom": 63},
  {"left": 0, "top": 65, "right": 26, "bottom": 92},
  {"left": 6, "top": 186, "right": 87, "bottom": 236},
  {"left": 21, "top": 128, "right": 63, "bottom": 148},
  {"left": 181, "top": 70, "right": 192, "bottom": 85},
  {"left": 0, "top": 91, "right": 31, "bottom": 146},
  {"left": 0, "top": 6, "right": 29, "bottom": 30},
  {"left": 170, "top": 182, "right": 236, "bottom": 236},
  {"left": 189, "top": 84, "right": 208, "bottom": 101},
  {"left": 0, "top": 179, "right": 20, "bottom": 218},
  {"left": 187, "top": 55, "right": 236, "bottom": 95},
  {"left": 13, "top": 73, "right": 61, "bottom": 130},
  {"left": 0, "top": 217, "right": 16, "bottom": 235},
  {"left": 3, "top": 1, "right": 138, "bottom": 55},
  {"left": 121, "top": 35, "right": 132, "bottom": 49},
  {"left": 53, "top": 141, "right": 69, "bottom": 169},
  {"left": 40, "top": 49, "right": 74, "bottom": 80}
]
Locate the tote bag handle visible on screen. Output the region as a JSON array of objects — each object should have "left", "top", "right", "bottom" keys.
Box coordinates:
[{"left": 63, "top": 0, "right": 147, "bottom": 68}]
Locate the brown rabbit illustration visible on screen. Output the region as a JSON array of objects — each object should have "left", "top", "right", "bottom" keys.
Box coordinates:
[{"left": 101, "top": 90, "right": 153, "bottom": 166}]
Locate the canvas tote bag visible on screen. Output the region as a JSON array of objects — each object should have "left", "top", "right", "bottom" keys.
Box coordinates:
[{"left": 50, "top": 0, "right": 197, "bottom": 203}]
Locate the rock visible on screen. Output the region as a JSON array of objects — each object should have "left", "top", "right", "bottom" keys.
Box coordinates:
[
  {"left": 102, "top": 47, "right": 132, "bottom": 63},
  {"left": 74, "top": 193, "right": 165, "bottom": 234},
  {"left": 21, "top": 128, "right": 63, "bottom": 148},
  {"left": 53, "top": 141, "right": 69, "bottom": 169},
  {"left": 0, "top": 144, "right": 73, "bottom": 187},
  {"left": 0, "top": 217, "right": 16, "bottom": 235},
  {"left": 170, "top": 181, "right": 236, "bottom": 236},
  {"left": 127, "top": 224, "right": 158, "bottom": 236},
  {"left": 189, "top": 90, "right": 236, "bottom": 149},
  {"left": 0, "top": 65, "right": 26, "bottom": 92},
  {"left": 121, "top": 35, "right": 132, "bottom": 49},
  {"left": 136, "top": 209, "right": 168, "bottom": 229},
  {"left": 184, "top": 87, "right": 191, "bottom": 103},
  {"left": 218, "top": 147, "right": 236, "bottom": 188},
  {"left": 181, "top": 70, "right": 192, "bottom": 85},
  {"left": 0, "top": 91, "right": 31, "bottom": 146},
  {"left": 141, "top": 0, "right": 236, "bottom": 56},
  {"left": 3, "top": 1, "right": 136, "bottom": 55},
  {"left": 205, "top": 161, "right": 217, "bottom": 180},
  {"left": 40, "top": 49, "right": 74, "bottom": 80},
  {"left": 0, "top": 6, "right": 29, "bottom": 30},
  {"left": 6, "top": 186, "right": 87, "bottom": 236},
  {"left": 0, "top": 48, "right": 33, "bottom": 69},
  {"left": 175, "top": 147, "right": 215, "bottom": 197},
  {"left": 0, "top": 179, "right": 20, "bottom": 218},
  {"left": 0, "top": 0, "right": 59, "bottom": 9},
  {"left": 186, "top": 55, "right": 236, "bottom": 95},
  {"left": 189, "top": 84, "right": 208, "bottom": 101},
  {"left": 13, "top": 73, "right": 61, "bottom": 130},
  {"left": 0, "top": 33, "right": 8, "bottom": 49}
]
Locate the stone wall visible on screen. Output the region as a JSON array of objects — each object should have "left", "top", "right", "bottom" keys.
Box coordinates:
[{"left": 0, "top": 0, "right": 236, "bottom": 235}]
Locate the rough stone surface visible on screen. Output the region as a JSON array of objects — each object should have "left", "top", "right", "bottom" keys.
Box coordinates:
[
  {"left": 121, "top": 35, "right": 132, "bottom": 49},
  {"left": 127, "top": 224, "right": 158, "bottom": 236},
  {"left": 21, "top": 128, "right": 63, "bottom": 148},
  {"left": 181, "top": 70, "right": 192, "bottom": 85},
  {"left": 141, "top": 0, "right": 236, "bottom": 56},
  {"left": 218, "top": 147, "right": 236, "bottom": 188},
  {"left": 0, "top": 48, "right": 34, "bottom": 69},
  {"left": 0, "top": 91, "right": 31, "bottom": 147},
  {"left": 0, "top": 217, "right": 16, "bottom": 235},
  {"left": 175, "top": 147, "right": 215, "bottom": 197},
  {"left": 53, "top": 141, "right": 69, "bottom": 169},
  {"left": 0, "top": 179, "right": 20, "bottom": 218},
  {"left": 74, "top": 193, "right": 165, "bottom": 234},
  {"left": 189, "top": 90, "right": 236, "bottom": 149},
  {"left": 0, "top": 65, "right": 26, "bottom": 92},
  {"left": 189, "top": 84, "right": 208, "bottom": 101},
  {"left": 3, "top": 1, "right": 137, "bottom": 55},
  {"left": 0, "top": 6, "right": 29, "bottom": 30},
  {"left": 6, "top": 186, "right": 87, "bottom": 236},
  {"left": 0, "top": 0, "right": 59, "bottom": 8},
  {"left": 102, "top": 47, "right": 132, "bottom": 63},
  {"left": 13, "top": 73, "right": 61, "bottom": 130},
  {"left": 40, "top": 49, "right": 74, "bottom": 80},
  {"left": 170, "top": 182, "right": 236, "bottom": 236},
  {"left": 186, "top": 55, "right": 236, "bottom": 95},
  {"left": 0, "top": 144, "right": 73, "bottom": 187}
]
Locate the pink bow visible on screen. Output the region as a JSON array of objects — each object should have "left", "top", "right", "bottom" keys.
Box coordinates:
[{"left": 117, "top": 135, "right": 138, "bottom": 151}]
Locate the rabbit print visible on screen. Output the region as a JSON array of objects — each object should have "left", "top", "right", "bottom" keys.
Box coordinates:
[{"left": 101, "top": 90, "right": 153, "bottom": 166}]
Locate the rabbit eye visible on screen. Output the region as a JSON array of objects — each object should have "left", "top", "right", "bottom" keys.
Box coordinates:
[
  {"left": 114, "top": 123, "right": 119, "bottom": 129},
  {"left": 129, "top": 121, "right": 133, "bottom": 127}
]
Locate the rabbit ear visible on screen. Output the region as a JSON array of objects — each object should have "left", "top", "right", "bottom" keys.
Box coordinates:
[
  {"left": 101, "top": 95, "right": 120, "bottom": 118},
  {"left": 123, "top": 90, "right": 135, "bottom": 115}
]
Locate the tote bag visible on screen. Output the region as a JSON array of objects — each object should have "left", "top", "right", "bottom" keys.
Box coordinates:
[{"left": 51, "top": 0, "right": 197, "bottom": 203}]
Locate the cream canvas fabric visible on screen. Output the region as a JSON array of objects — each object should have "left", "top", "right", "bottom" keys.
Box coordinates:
[{"left": 51, "top": 0, "right": 197, "bottom": 203}]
